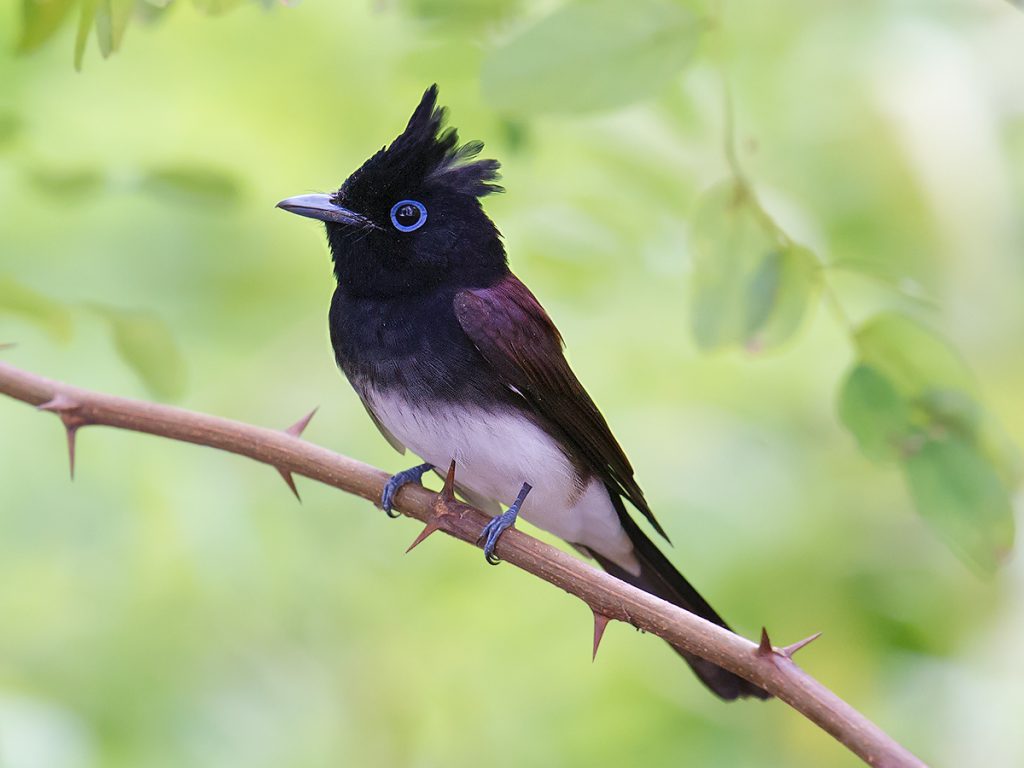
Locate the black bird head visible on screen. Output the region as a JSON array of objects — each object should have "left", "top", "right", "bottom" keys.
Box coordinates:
[{"left": 277, "top": 86, "right": 506, "bottom": 297}]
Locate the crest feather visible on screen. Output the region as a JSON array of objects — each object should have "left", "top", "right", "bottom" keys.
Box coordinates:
[{"left": 336, "top": 85, "right": 502, "bottom": 205}]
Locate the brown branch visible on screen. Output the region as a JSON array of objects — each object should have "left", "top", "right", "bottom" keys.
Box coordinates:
[{"left": 0, "top": 360, "right": 926, "bottom": 768}]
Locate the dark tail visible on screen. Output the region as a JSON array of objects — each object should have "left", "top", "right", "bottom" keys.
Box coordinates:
[{"left": 590, "top": 495, "right": 770, "bottom": 701}]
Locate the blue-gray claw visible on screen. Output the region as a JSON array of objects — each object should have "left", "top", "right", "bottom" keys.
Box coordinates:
[
  {"left": 381, "top": 463, "right": 433, "bottom": 518},
  {"left": 477, "top": 482, "right": 532, "bottom": 564}
]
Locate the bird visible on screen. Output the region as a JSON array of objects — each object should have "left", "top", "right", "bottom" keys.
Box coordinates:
[{"left": 276, "top": 85, "right": 768, "bottom": 701}]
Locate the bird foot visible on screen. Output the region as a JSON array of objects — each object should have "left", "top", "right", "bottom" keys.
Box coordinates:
[
  {"left": 381, "top": 462, "right": 433, "bottom": 517},
  {"left": 477, "top": 482, "right": 532, "bottom": 565}
]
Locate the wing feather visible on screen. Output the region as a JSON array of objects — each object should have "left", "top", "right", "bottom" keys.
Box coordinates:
[{"left": 454, "top": 274, "right": 667, "bottom": 541}]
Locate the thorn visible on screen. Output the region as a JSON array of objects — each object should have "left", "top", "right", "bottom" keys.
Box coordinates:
[
  {"left": 440, "top": 459, "right": 457, "bottom": 501},
  {"left": 64, "top": 423, "right": 80, "bottom": 480},
  {"left": 38, "top": 393, "right": 80, "bottom": 415},
  {"left": 429, "top": 460, "right": 458, "bottom": 519},
  {"left": 285, "top": 407, "right": 318, "bottom": 438},
  {"left": 277, "top": 468, "right": 301, "bottom": 502},
  {"left": 409, "top": 461, "right": 459, "bottom": 555},
  {"left": 274, "top": 407, "right": 318, "bottom": 501},
  {"left": 38, "top": 394, "right": 87, "bottom": 480},
  {"left": 780, "top": 631, "right": 822, "bottom": 659},
  {"left": 405, "top": 521, "right": 441, "bottom": 553},
  {"left": 757, "top": 627, "right": 774, "bottom": 657},
  {"left": 592, "top": 611, "right": 611, "bottom": 661}
]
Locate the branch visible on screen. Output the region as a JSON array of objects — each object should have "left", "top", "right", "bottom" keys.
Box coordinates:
[{"left": 0, "top": 360, "right": 926, "bottom": 768}]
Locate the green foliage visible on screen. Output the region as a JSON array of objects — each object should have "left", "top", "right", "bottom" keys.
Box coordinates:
[
  {"left": 93, "top": 305, "right": 188, "bottom": 401},
  {"left": 838, "top": 364, "right": 910, "bottom": 462},
  {"left": 693, "top": 172, "right": 1019, "bottom": 574},
  {"left": 192, "top": 0, "right": 251, "bottom": 13},
  {"left": 689, "top": 179, "right": 820, "bottom": 352},
  {"left": 401, "top": 0, "right": 523, "bottom": 31},
  {"left": 904, "top": 434, "right": 1015, "bottom": 576},
  {"left": 20, "top": 0, "right": 134, "bottom": 68},
  {"left": 18, "top": 0, "right": 260, "bottom": 69},
  {"left": 855, "top": 313, "right": 974, "bottom": 395},
  {"left": 851, "top": 313, "right": 1019, "bottom": 493},
  {"left": 95, "top": 0, "right": 134, "bottom": 57},
  {"left": 833, "top": 314, "right": 1019, "bottom": 574},
  {"left": 687, "top": 160, "right": 1017, "bottom": 576},
  {"left": 0, "top": 277, "right": 74, "bottom": 342},
  {"left": 0, "top": 277, "right": 185, "bottom": 400},
  {"left": 17, "top": 0, "right": 77, "bottom": 54},
  {"left": 27, "top": 166, "right": 106, "bottom": 199},
  {"left": 140, "top": 166, "right": 242, "bottom": 207},
  {"left": 21, "top": 162, "right": 240, "bottom": 205},
  {"left": 481, "top": 0, "right": 702, "bottom": 114},
  {"left": 74, "top": 0, "right": 98, "bottom": 69},
  {"left": 0, "top": 113, "right": 21, "bottom": 147}
]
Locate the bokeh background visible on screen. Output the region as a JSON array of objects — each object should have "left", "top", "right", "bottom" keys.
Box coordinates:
[{"left": 2, "top": 1, "right": 1024, "bottom": 766}]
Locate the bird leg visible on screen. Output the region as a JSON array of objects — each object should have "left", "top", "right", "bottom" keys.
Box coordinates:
[
  {"left": 477, "top": 482, "right": 532, "bottom": 565},
  {"left": 381, "top": 462, "right": 434, "bottom": 517}
]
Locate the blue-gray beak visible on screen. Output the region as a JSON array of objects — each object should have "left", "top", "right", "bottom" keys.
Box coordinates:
[{"left": 275, "top": 193, "right": 377, "bottom": 228}]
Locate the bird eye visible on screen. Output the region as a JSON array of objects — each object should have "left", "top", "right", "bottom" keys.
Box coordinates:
[{"left": 390, "top": 200, "right": 427, "bottom": 232}]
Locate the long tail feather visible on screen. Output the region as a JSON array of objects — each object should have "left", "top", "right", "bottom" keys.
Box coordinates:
[{"left": 591, "top": 494, "right": 770, "bottom": 701}]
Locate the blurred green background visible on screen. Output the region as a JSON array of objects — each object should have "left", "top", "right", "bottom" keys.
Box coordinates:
[{"left": 2, "top": 1, "right": 1023, "bottom": 766}]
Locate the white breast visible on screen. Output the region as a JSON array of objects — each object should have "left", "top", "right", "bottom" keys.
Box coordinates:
[{"left": 363, "top": 387, "right": 638, "bottom": 573}]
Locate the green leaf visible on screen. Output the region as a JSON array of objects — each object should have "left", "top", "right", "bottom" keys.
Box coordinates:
[
  {"left": 690, "top": 180, "right": 819, "bottom": 351},
  {"left": 744, "top": 244, "right": 820, "bottom": 350},
  {"left": 481, "top": 0, "right": 703, "bottom": 115},
  {"left": 95, "top": 0, "right": 134, "bottom": 57},
  {"left": 96, "top": 306, "right": 187, "bottom": 401},
  {"left": 904, "top": 435, "right": 1015, "bottom": 577},
  {"left": 0, "top": 113, "right": 22, "bottom": 149},
  {"left": 841, "top": 313, "right": 1019, "bottom": 572},
  {"left": 140, "top": 166, "right": 242, "bottom": 207},
  {"left": 75, "top": 0, "right": 98, "bottom": 70},
  {"left": 27, "top": 167, "right": 105, "bottom": 200},
  {"left": 914, "top": 389, "right": 981, "bottom": 438},
  {"left": 18, "top": 0, "right": 77, "bottom": 54},
  {"left": 855, "top": 313, "right": 975, "bottom": 396},
  {"left": 192, "top": 0, "right": 249, "bottom": 14},
  {"left": 914, "top": 388, "right": 1023, "bottom": 491},
  {"left": 690, "top": 182, "right": 765, "bottom": 349},
  {"left": 136, "top": 0, "right": 173, "bottom": 22},
  {"left": 0, "top": 277, "right": 74, "bottom": 342},
  {"left": 402, "top": 0, "right": 522, "bottom": 31},
  {"left": 825, "top": 261, "right": 939, "bottom": 309},
  {"left": 977, "top": 417, "right": 1023, "bottom": 490},
  {"left": 838, "top": 364, "right": 913, "bottom": 462},
  {"left": 916, "top": 390, "right": 1022, "bottom": 489}
]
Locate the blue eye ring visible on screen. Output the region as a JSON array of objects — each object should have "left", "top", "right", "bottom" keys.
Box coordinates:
[{"left": 390, "top": 200, "right": 427, "bottom": 232}]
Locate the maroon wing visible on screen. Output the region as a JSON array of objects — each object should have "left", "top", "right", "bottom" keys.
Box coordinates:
[{"left": 453, "top": 273, "right": 667, "bottom": 541}]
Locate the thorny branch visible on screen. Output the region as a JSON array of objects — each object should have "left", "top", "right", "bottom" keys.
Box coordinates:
[{"left": 0, "top": 359, "right": 926, "bottom": 768}]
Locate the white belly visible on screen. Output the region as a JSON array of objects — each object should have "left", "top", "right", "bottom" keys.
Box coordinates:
[{"left": 363, "top": 387, "right": 638, "bottom": 572}]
